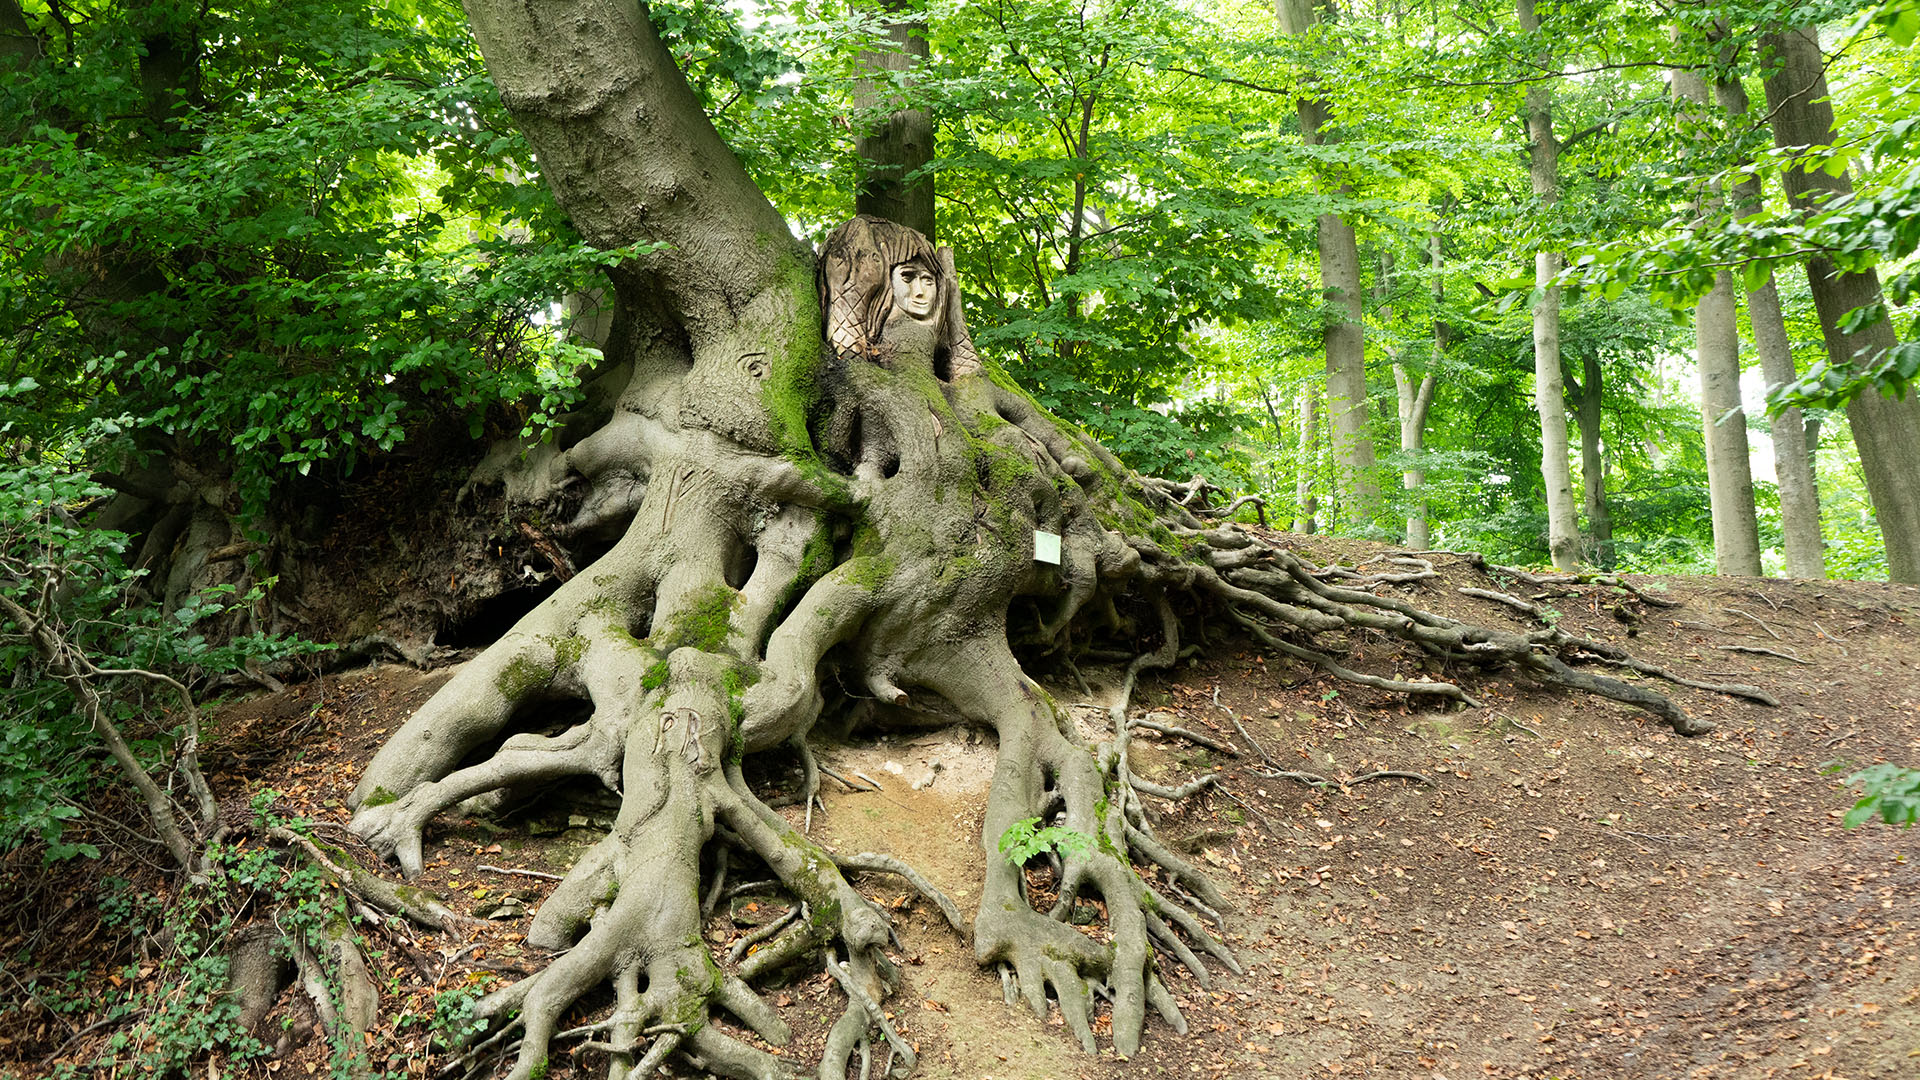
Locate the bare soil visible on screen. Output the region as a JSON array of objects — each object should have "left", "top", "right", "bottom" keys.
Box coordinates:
[{"left": 5, "top": 544, "right": 1918, "bottom": 1080}]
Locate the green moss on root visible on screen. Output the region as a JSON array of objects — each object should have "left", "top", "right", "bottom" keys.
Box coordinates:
[
  {"left": 843, "top": 554, "right": 896, "bottom": 593},
  {"left": 548, "top": 634, "right": 588, "bottom": 669},
  {"left": 657, "top": 584, "right": 741, "bottom": 654},
  {"left": 362, "top": 787, "right": 397, "bottom": 808},
  {"left": 496, "top": 654, "right": 554, "bottom": 699}
]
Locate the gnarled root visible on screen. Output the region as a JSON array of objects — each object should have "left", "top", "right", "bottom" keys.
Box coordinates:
[
  {"left": 416, "top": 656, "right": 901, "bottom": 1080},
  {"left": 909, "top": 635, "right": 1237, "bottom": 1057}
]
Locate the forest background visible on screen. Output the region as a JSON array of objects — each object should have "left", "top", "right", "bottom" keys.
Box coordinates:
[{"left": 8, "top": 0, "right": 1920, "bottom": 597}]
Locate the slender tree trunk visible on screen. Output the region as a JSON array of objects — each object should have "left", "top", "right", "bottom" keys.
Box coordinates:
[
  {"left": 853, "top": 0, "right": 933, "bottom": 238},
  {"left": 1696, "top": 270, "right": 1764, "bottom": 574},
  {"left": 1516, "top": 0, "right": 1580, "bottom": 569},
  {"left": 1741, "top": 255, "right": 1826, "bottom": 577},
  {"left": 1379, "top": 247, "right": 1437, "bottom": 548},
  {"left": 1674, "top": 67, "right": 1763, "bottom": 576},
  {"left": 1279, "top": 0, "right": 1378, "bottom": 524},
  {"left": 1294, "top": 386, "right": 1319, "bottom": 533},
  {"left": 1394, "top": 364, "right": 1437, "bottom": 548},
  {"left": 1714, "top": 75, "right": 1823, "bottom": 578},
  {"left": 1763, "top": 26, "right": 1920, "bottom": 582},
  {"left": 1571, "top": 355, "right": 1615, "bottom": 569}
]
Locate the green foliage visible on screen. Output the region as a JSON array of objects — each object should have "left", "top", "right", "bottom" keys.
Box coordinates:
[
  {"left": 1829, "top": 762, "right": 1920, "bottom": 827},
  {"left": 0, "top": 447, "right": 324, "bottom": 861},
  {"left": 0, "top": 0, "right": 658, "bottom": 516},
  {"left": 997, "top": 816, "right": 1095, "bottom": 866},
  {"left": 17, "top": 801, "right": 374, "bottom": 1076},
  {"left": 431, "top": 986, "right": 489, "bottom": 1050}
]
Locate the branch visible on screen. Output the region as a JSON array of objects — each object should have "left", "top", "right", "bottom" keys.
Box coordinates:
[{"left": 0, "top": 593, "right": 199, "bottom": 869}]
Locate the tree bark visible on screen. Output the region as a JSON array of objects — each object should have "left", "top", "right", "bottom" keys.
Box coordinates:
[
  {"left": 1695, "top": 269, "right": 1764, "bottom": 575},
  {"left": 1674, "top": 67, "right": 1762, "bottom": 576},
  {"left": 1279, "top": 0, "right": 1378, "bottom": 524},
  {"left": 1571, "top": 354, "right": 1615, "bottom": 569},
  {"left": 1394, "top": 363, "right": 1436, "bottom": 548},
  {"left": 1294, "top": 385, "right": 1319, "bottom": 533},
  {"left": 853, "top": 0, "right": 934, "bottom": 238},
  {"left": 1515, "top": 0, "right": 1580, "bottom": 570},
  {"left": 1383, "top": 246, "right": 1436, "bottom": 548},
  {"left": 1762, "top": 26, "right": 1920, "bottom": 583},
  {"left": 460, "top": 0, "right": 805, "bottom": 331},
  {"left": 1712, "top": 75, "right": 1823, "bottom": 578}
]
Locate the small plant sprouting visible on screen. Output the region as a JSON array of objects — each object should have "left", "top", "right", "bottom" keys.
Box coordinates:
[
  {"left": 997, "top": 817, "right": 1095, "bottom": 866},
  {"left": 1824, "top": 760, "right": 1920, "bottom": 827}
]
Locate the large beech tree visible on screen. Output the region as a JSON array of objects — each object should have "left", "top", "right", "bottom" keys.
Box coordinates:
[{"left": 347, "top": 4, "right": 1734, "bottom": 1079}]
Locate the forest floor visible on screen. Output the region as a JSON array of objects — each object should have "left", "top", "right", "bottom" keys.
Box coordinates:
[{"left": 4, "top": 539, "right": 1918, "bottom": 1080}]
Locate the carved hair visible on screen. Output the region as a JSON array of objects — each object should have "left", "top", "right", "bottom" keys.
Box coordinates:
[{"left": 819, "top": 215, "right": 979, "bottom": 378}]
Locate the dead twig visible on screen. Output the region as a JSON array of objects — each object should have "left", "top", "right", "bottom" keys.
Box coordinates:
[
  {"left": 1723, "top": 607, "right": 1781, "bottom": 640},
  {"left": 1458, "top": 586, "right": 1545, "bottom": 619},
  {"left": 1713, "top": 644, "right": 1810, "bottom": 665},
  {"left": 1348, "top": 770, "right": 1438, "bottom": 787},
  {"left": 1499, "top": 715, "right": 1543, "bottom": 739},
  {"left": 477, "top": 864, "right": 565, "bottom": 882},
  {"left": 819, "top": 765, "right": 872, "bottom": 792},
  {"left": 1128, "top": 715, "right": 1240, "bottom": 757}
]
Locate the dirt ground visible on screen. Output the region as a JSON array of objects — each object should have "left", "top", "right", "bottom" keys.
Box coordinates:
[{"left": 5, "top": 543, "right": 1918, "bottom": 1080}]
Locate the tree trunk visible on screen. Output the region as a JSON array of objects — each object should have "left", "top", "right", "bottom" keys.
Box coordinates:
[
  {"left": 1295, "top": 385, "right": 1320, "bottom": 533},
  {"left": 1571, "top": 354, "right": 1615, "bottom": 569},
  {"left": 1516, "top": 0, "right": 1580, "bottom": 570},
  {"left": 853, "top": 0, "right": 934, "bottom": 238},
  {"left": 1763, "top": 26, "right": 1920, "bottom": 583},
  {"left": 1696, "top": 269, "right": 1764, "bottom": 575},
  {"left": 1674, "top": 67, "right": 1763, "bottom": 576},
  {"left": 1380, "top": 246, "right": 1436, "bottom": 548},
  {"left": 1712, "top": 74, "right": 1823, "bottom": 578},
  {"left": 1394, "top": 363, "right": 1437, "bottom": 548},
  {"left": 1279, "top": 0, "right": 1378, "bottom": 524}
]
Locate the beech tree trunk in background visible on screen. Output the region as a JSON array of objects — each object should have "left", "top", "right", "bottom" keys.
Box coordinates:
[
  {"left": 1695, "top": 270, "right": 1764, "bottom": 575},
  {"left": 853, "top": 0, "right": 934, "bottom": 238},
  {"left": 1516, "top": 0, "right": 1580, "bottom": 570},
  {"left": 1743, "top": 273, "right": 1826, "bottom": 576},
  {"left": 1674, "top": 67, "right": 1763, "bottom": 577},
  {"left": 1394, "top": 363, "right": 1437, "bottom": 548},
  {"left": 1384, "top": 245, "right": 1436, "bottom": 549},
  {"left": 1763, "top": 26, "right": 1920, "bottom": 583},
  {"left": 1569, "top": 355, "right": 1615, "bottom": 569},
  {"left": 1295, "top": 386, "right": 1320, "bottom": 533},
  {"left": 1712, "top": 73, "right": 1824, "bottom": 579},
  {"left": 1279, "top": 0, "right": 1378, "bottom": 524}
]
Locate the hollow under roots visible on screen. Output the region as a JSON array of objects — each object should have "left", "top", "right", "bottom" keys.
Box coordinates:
[{"left": 347, "top": 309, "right": 1740, "bottom": 1079}]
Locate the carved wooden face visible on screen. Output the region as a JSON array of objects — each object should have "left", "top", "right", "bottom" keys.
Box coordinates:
[{"left": 890, "top": 262, "right": 938, "bottom": 322}]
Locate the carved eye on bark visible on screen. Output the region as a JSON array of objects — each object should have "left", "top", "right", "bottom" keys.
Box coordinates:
[{"left": 740, "top": 352, "right": 769, "bottom": 379}]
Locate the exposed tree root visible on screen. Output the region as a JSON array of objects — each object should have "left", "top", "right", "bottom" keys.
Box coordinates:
[{"left": 344, "top": 216, "right": 1765, "bottom": 1078}]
